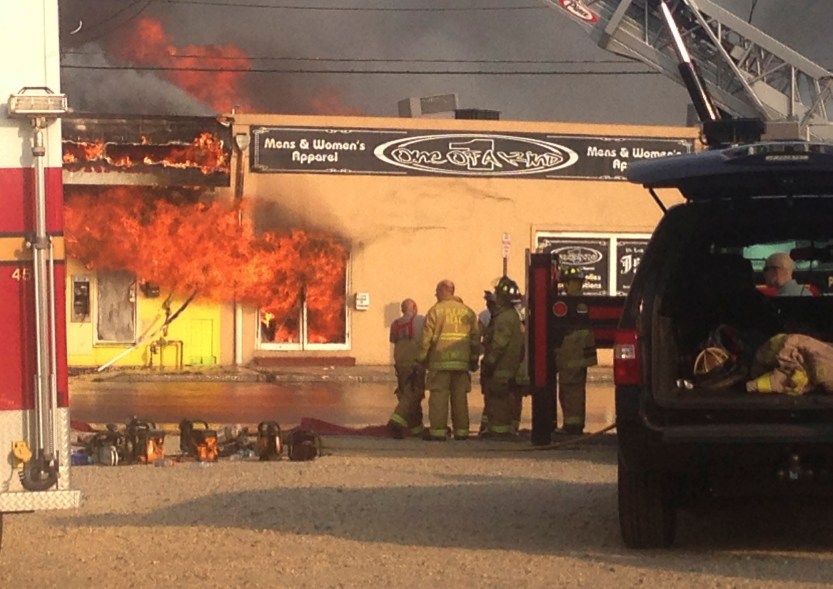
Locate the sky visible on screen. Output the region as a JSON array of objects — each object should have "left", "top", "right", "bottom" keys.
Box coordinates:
[{"left": 57, "top": 1, "right": 832, "bottom": 126}]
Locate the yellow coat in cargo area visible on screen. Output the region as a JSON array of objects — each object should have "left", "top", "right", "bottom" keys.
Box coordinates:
[{"left": 746, "top": 333, "right": 833, "bottom": 395}]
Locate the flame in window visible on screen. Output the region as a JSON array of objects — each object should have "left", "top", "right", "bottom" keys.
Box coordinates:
[
  {"left": 64, "top": 187, "right": 348, "bottom": 343},
  {"left": 63, "top": 132, "right": 229, "bottom": 176}
]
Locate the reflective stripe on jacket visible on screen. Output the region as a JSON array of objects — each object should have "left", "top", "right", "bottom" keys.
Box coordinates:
[
  {"left": 418, "top": 296, "right": 479, "bottom": 371},
  {"left": 746, "top": 333, "right": 833, "bottom": 395}
]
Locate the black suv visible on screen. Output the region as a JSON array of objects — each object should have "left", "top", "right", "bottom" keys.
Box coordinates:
[{"left": 615, "top": 140, "right": 833, "bottom": 548}]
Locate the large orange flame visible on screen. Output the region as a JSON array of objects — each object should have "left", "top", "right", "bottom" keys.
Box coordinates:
[
  {"left": 104, "top": 16, "right": 253, "bottom": 112},
  {"left": 63, "top": 132, "right": 229, "bottom": 176},
  {"left": 101, "top": 15, "right": 364, "bottom": 116},
  {"left": 64, "top": 187, "right": 348, "bottom": 343}
]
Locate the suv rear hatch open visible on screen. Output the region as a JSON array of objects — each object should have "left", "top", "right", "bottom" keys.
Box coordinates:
[{"left": 629, "top": 142, "right": 833, "bottom": 421}]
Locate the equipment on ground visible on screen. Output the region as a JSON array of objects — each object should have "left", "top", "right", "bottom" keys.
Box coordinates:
[
  {"left": 125, "top": 418, "right": 166, "bottom": 464},
  {"left": 217, "top": 425, "right": 254, "bottom": 458},
  {"left": 179, "top": 419, "right": 218, "bottom": 462},
  {"left": 285, "top": 429, "right": 322, "bottom": 461},
  {"left": 84, "top": 425, "right": 125, "bottom": 466},
  {"left": 256, "top": 421, "right": 283, "bottom": 461}
]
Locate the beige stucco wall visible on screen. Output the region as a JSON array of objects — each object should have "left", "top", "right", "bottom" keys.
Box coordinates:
[{"left": 224, "top": 114, "right": 696, "bottom": 366}]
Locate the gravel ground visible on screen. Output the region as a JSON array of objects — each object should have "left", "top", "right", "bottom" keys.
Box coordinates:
[{"left": 4, "top": 435, "right": 833, "bottom": 588}]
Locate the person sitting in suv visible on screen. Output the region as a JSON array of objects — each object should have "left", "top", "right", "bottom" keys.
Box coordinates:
[{"left": 763, "top": 252, "right": 812, "bottom": 296}]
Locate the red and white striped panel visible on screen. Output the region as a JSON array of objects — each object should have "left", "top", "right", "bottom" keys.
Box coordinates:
[{"left": 0, "top": 1, "right": 79, "bottom": 508}]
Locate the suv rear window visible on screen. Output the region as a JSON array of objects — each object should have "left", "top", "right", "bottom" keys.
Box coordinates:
[
  {"left": 744, "top": 240, "right": 833, "bottom": 297},
  {"left": 651, "top": 197, "right": 833, "bottom": 396}
]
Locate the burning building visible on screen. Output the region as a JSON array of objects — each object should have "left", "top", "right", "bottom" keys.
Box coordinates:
[
  {"left": 61, "top": 112, "right": 696, "bottom": 369},
  {"left": 62, "top": 114, "right": 352, "bottom": 369}
]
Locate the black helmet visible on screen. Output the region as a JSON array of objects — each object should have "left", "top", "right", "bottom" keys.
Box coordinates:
[
  {"left": 495, "top": 277, "right": 521, "bottom": 303},
  {"left": 561, "top": 266, "right": 586, "bottom": 281}
]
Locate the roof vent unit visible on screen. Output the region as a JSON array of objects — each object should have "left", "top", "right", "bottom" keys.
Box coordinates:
[{"left": 398, "top": 94, "right": 458, "bottom": 118}]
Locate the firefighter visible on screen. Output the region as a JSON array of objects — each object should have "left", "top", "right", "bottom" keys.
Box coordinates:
[
  {"left": 386, "top": 298, "right": 426, "bottom": 438},
  {"left": 556, "top": 266, "right": 598, "bottom": 435},
  {"left": 417, "top": 279, "right": 481, "bottom": 441},
  {"left": 478, "top": 290, "right": 497, "bottom": 333},
  {"left": 480, "top": 277, "right": 525, "bottom": 439},
  {"left": 512, "top": 295, "right": 531, "bottom": 435},
  {"left": 477, "top": 290, "right": 497, "bottom": 434},
  {"left": 482, "top": 283, "right": 529, "bottom": 435}
]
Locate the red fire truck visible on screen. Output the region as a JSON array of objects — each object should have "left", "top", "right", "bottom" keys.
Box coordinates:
[
  {"left": 0, "top": 1, "right": 81, "bottom": 539},
  {"left": 526, "top": 252, "right": 624, "bottom": 444}
]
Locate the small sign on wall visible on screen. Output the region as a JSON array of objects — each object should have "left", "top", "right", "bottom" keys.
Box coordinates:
[{"left": 354, "top": 292, "right": 370, "bottom": 311}]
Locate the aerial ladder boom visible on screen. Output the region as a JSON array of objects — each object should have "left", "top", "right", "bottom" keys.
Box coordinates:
[{"left": 545, "top": 0, "right": 833, "bottom": 140}]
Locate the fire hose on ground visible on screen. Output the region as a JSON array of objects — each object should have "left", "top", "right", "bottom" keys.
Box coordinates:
[
  {"left": 320, "top": 422, "right": 618, "bottom": 453},
  {"left": 510, "top": 422, "right": 617, "bottom": 452}
]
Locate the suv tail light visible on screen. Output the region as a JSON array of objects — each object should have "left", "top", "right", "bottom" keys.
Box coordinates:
[{"left": 613, "top": 329, "right": 641, "bottom": 386}]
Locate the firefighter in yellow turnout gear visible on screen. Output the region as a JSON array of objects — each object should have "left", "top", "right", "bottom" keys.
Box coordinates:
[
  {"left": 386, "top": 298, "right": 426, "bottom": 438},
  {"left": 480, "top": 277, "right": 525, "bottom": 439},
  {"left": 556, "top": 267, "right": 598, "bottom": 435},
  {"left": 418, "top": 280, "right": 481, "bottom": 441}
]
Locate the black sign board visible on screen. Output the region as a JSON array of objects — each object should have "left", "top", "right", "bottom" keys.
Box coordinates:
[
  {"left": 537, "top": 237, "right": 610, "bottom": 294},
  {"left": 615, "top": 238, "right": 649, "bottom": 295},
  {"left": 251, "top": 126, "right": 693, "bottom": 180}
]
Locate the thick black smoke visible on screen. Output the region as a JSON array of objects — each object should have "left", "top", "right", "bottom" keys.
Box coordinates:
[{"left": 57, "top": 0, "right": 831, "bottom": 123}]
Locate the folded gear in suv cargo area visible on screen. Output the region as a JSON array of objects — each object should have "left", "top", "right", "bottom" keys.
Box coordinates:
[{"left": 616, "top": 140, "right": 833, "bottom": 548}]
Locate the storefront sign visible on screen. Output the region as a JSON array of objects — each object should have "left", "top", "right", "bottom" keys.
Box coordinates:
[
  {"left": 537, "top": 237, "right": 610, "bottom": 295},
  {"left": 616, "top": 238, "right": 649, "bottom": 295},
  {"left": 536, "top": 233, "right": 651, "bottom": 295},
  {"left": 251, "top": 126, "right": 693, "bottom": 180}
]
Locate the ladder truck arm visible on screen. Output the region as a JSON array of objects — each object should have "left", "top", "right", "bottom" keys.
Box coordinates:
[{"left": 544, "top": 0, "right": 833, "bottom": 140}]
